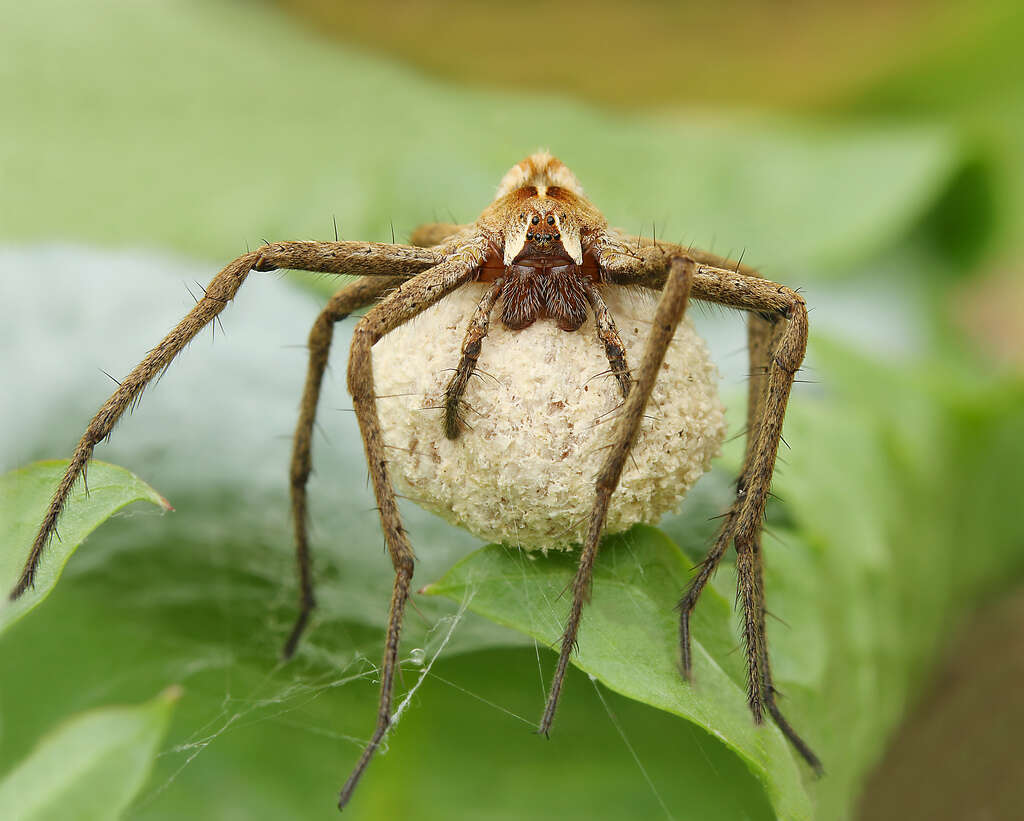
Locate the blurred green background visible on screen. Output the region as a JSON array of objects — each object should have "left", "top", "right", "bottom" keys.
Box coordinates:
[{"left": 1, "top": 1, "right": 1023, "bottom": 819}]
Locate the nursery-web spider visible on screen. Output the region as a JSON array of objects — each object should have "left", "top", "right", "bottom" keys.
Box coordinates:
[{"left": 13, "top": 153, "right": 820, "bottom": 809}]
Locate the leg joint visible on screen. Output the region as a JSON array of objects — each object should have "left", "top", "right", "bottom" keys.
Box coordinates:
[
  {"left": 394, "top": 554, "right": 415, "bottom": 578},
  {"left": 253, "top": 247, "right": 276, "bottom": 272}
]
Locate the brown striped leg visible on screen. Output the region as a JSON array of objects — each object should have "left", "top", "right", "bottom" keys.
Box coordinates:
[
  {"left": 693, "top": 263, "right": 816, "bottom": 769},
  {"left": 283, "top": 275, "right": 405, "bottom": 660},
  {"left": 339, "top": 245, "right": 484, "bottom": 809},
  {"left": 678, "top": 312, "right": 783, "bottom": 680},
  {"left": 538, "top": 256, "right": 696, "bottom": 735},
  {"left": 751, "top": 527, "right": 824, "bottom": 773},
  {"left": 11, "top": 241, "right": 436, "bottom": 601},
  {"left": 697, "top": 265, "right": 808, "bottom": 728},
  {"left": 728, "top": 310, "right": 822, "bottom": 768},
  {"left": 581, "top": 279, "right": 632, "bottom": 398},
  {"left": 442, "top": 278, "right": 504, "bottom": 440},
  {"left": 683, "top": 258, "right": 815, "bottom": 766},
  {"left": 604, "top": 241, "right": 819, "bottom": 772},
  {"left": 677, "top": 510, "right": 739, "bottom": 678}
]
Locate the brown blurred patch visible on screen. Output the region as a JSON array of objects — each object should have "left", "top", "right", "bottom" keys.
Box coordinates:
[
  {"left": 857, "top": 587, "right": 1024, "bottom": 821},
  {"left": 280, "top": 0, "right": 980, "bottom": 109},
  {"left": 954, "top": 265, "right": 1024, "bottom": 370}
]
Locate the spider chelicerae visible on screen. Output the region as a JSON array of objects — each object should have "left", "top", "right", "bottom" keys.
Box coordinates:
[{"left": 12, "top": 152, "right": 820, "bottom": 809}]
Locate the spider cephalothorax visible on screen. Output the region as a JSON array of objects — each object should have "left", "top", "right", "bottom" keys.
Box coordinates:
[
  {"left": 476, "top": 153, "right": 605, "bottom": 332},
  {"left": 14, "top": 152, "right": 819, "bottom": 811}
]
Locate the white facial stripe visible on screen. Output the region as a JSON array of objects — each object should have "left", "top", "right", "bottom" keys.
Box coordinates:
[
  {"left": 562, "top": 232, "right": 583, "bottom": 264},
  {"left": 552, "top": 213, "right": 583, "bottom": 264},
  {"left": 504, "top": 219, "right": 529, "bottom": 265},
  {"left": 535, "top": 185, "right": 546, "bottom": 198}
]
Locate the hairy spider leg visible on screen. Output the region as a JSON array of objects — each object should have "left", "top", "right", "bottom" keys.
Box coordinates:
[
  {"left": 688, "top": 260, "right": 815, "bottom": 771},
  {"left": 539, "top": 255, "right": 697, "bottom": 735},
  {"left": 339, "top": 241, "right": 487, "bottom": 810},
  {"left": 10, "top": 241, "right": 437, "bottom": 600},
  {"left": 676, "top": 305, "right": 783, "bottom": 683},
  {"left": 443, "top": 278, "right": 504, "bottom": 440},
  {"left": 605, "top": 240, "right": 821, "bottom": 773},
  {"left": 581, "top": 278, "right": 633, "bottom": 398},
  {"left": 284, "top": 275, "right": 407, "bottom": 659},
  {"left": 284, "top": 224, "right": 470, "bottom": 656}
]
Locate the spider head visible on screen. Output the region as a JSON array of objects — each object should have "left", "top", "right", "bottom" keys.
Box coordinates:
[{"left": 478, "top": 153, "right": 607, "bottom": 271}]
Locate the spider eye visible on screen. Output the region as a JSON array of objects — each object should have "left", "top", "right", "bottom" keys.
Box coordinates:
[
  {"left": 527, "top": 232, "right": 534, "bottom": 240},
  {"left": 546, "top": 215, "right": 555, "bottom": 225},
  {"left": 531, "top": 216, "right": 539, "bottom": 225}
]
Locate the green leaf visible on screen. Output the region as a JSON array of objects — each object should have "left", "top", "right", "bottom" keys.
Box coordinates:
[
  {"left": 1, "top": 249, "right": 773, "bottom": 819},
  {"left": 420, "top": 350, "right": 1024, "bottom": 821},
  {"left": 0, "top": 461, "right": 170, "bottom": 635},
  {"left": 3, "top": 263, "right": 1024, "bottom": 820},
  {"left": 0, "top": 1, "right": 1021, "bottom": 818},
  {"left": 424, "top": 526, "right": 813, "bottom": 821},
  {"left": 0, "top": 686, "right": 181, "bottom": 821}
]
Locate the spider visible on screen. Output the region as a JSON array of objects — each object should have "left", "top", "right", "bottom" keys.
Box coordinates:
[{"left": 12, "top": 152, "right": 820, "bottom": 809}]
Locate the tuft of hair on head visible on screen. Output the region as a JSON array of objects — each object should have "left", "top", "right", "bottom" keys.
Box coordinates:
[{"left": 496, "top": 152, "right": 584, "bottom": 198}]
